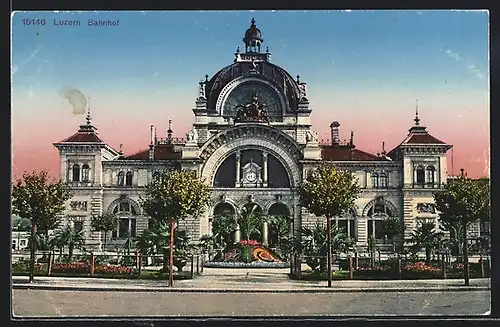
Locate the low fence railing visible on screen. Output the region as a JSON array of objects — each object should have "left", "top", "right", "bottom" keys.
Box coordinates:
[
  {"left": 293, "top": 252, "right": 491, "bottom": 280},
  {"left": 12, "top": 251, "right": 205, "bottom": 279}
]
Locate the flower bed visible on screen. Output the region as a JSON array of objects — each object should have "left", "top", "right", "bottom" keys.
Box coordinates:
[
  {"left": 204, "top": 261, "right": 290, "bottom": 268},
  {"left": 51, "top": 261, "right": 89, "bottom": 274},
  {"left": 94, "top": 265, "right": 134, "bottom": 276},
  {"left": 212, "top": 240, "right": 283, "bottom": 264},
  {"left": 401, "top": 262, "right": 442, "bottom": 279}
]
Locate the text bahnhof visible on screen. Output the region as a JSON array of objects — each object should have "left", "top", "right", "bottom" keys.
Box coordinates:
[{"left": 52, "top": 19, "right": 120, "bottom": 27}]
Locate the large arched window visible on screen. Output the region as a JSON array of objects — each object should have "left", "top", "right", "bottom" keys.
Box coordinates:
[
  {"left": 379, "top": 173, "right": 387, "bottom": 188},
  {"left": 125, "top": 171, "right": 133, "bottom": 186},
  {"left": 371, "top": 173, "right": 379, "bottom": 188},
  {"left": 117, "top": 171, "right": 125, "bottom": 186},
  {"left": 213, "top": 202, "right": 236, "bottom": 219},
  {"left": 81, "top": 164, "right": 90, "bottom": 182},
  {"left": 415, "top": 166, "right": 425, "bottom": 184},
  {"left": 367, "top": 202, "right": 395, "bottom": 243},
  {"left": 267, "top": 203, "right": 291, "bottom": 248},
  {"left": 111, "top": 201, "right": 138, "bottom": 239},
  {"left": 426, "top": 166, "right": 435, "bottom": 184}
]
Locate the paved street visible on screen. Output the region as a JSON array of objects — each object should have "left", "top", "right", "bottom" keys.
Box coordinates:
[{"left": 12, "top": 289, "right": 490, "bottom": 317}]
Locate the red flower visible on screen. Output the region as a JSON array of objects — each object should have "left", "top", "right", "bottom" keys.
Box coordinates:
[{"left": 238, "top": 240, "right": 261, "bottom": 246}]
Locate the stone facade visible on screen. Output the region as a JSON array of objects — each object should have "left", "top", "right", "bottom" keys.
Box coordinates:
[{"left": 52, "top": 19, "right": 482, "bottom": 252}]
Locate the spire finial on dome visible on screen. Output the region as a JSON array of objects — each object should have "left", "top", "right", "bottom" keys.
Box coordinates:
[
  {"left": 243, "top": 17, "right": 263, "bottom": 53},
  {"left": 414, "top": 100, "right": 420, "bottom": 126}
]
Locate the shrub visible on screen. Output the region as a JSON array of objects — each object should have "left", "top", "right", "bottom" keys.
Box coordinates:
[
  {"left": 240, "top": 246, "right": 253, "bottom": 263},
  {"left": 13, "top": 260, "right": 44, "bottom": 272}
]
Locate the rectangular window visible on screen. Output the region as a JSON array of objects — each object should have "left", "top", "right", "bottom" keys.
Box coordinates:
[
  {"left": 74, "top": 221, "right": 84, "bottom": 233},
  {"left": 480, "top": 222, "right": 491, "bottom": 236},
  {"left": 130, "top": 219, "right": 137, "bottom": 237},
  {"left": 112, "top": 230, "right": 117, "bottom": 239},
  {"left": 338, "top": 220, "right": 348, "bottom": 235},
  {"left": 375, "top": 221, "right": 385, "bottom": 239},
  {"left": 119, "top": 218, "right": 129, "bottom": 238},
  {"left": 349, "top": 220, "right": 356, "bottom": 240}
]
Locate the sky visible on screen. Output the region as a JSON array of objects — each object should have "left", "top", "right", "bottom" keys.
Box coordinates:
[{"left": 11, "top": 10, "right": 490, "bottom": 180}]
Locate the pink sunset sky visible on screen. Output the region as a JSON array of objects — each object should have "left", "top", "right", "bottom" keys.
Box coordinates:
[{"left": 11, "top": 10, "right": 490, "bottom": 180}]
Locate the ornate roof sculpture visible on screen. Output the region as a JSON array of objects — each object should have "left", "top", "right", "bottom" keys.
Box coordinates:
[{"left": 234, "top": 92, "right": 270, "bottom": 123}]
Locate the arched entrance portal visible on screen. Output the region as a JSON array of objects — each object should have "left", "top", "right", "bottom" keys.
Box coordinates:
[
  {"left": 213, "top": 150, "right": 291, "bottom": 188},
  {"left": 211, "top": 202, "right": 236, "bottom": 246},
  {"left": 267, "top": 203, "right": 291, "bottom": 248}
]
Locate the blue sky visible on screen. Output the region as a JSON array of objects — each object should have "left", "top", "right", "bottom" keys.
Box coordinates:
[
  {"left": 12, "top": 10, "right": 488, "bottom": 93},
  {"left": 11, "top": 10, "right": 490, "bottom": 178}
]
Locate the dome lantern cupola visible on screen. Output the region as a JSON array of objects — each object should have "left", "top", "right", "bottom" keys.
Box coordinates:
[{"left": 243, "top": 18, "right": 263, "bottom": 53}]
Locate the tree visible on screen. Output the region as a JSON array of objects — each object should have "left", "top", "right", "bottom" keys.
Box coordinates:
[
  {"left": 139, "top": 170, "right": 211, "bottom": 286},
  {"left": 211, "top": 214, "right": 238, "bottom": 248},
  {"left": 383, "top": 217, "right": 404, "bottom": 253},
  {"left": 298, "top": 221, "right": 354, "bottom": 272},
  {"left": 12, "top": 215, "right": 32, "bottom": 232},
  {"left": 434, "top": 176, "right": 490, "bottom": 285},
  {"left": 237, "top": 204, "right": 264, "bottom": 241},
  {"left": 299, "top": 164, "right": 360, "bottom": 287},
  {"left": 50, "top": 224, "right": 85, "bottom": 260},
  {"left": 91, "top": 213, "right": 119, "bottom": 251},
  {"left": 135, "top": 221, "right": 195, "bottom": 272},
  {"left": 267, "top": 214, "right": 293, "bottom": 257},
  {"left": 12, "top": 171, "right": 72, "bottom": 283},
  {"left": 409, "top": 221, "right": 444, "bottom": 265}
]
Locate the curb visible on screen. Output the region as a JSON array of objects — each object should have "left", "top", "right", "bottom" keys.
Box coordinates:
[{"left": 12, "top": 284, "right": 491, "bottom": 293}]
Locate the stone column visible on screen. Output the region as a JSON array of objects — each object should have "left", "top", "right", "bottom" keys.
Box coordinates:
[
  {"left": 235, "top": 150, "right": 241, "bottom": 187},
  {"left": 262, "top": 151, "right": 268, "bottom": 187},
  {"left": 234, "top": 224, "right": 241, "bottom": 243},
  {"left": 413, "top": 167, "right": 417, "bottom": 185},
  {"left": 261, "top": 222, "right": 268, "bottom": 246}
]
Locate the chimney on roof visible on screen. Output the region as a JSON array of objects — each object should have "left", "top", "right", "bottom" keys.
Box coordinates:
[
  {"left": 118, "top": 143, "right": 124, "bottom": 158},
  {"left": 167, "top": 120, "right": 173, "bottom": 144},
  {"left": 149, "top": 125, "right": 155, "bottom": 161},
  {"left": 330, "top": 121, "right": 340, "bottom": 145},
  {"left": 150, "top": 125, "right": 155, "bottom": 145}
]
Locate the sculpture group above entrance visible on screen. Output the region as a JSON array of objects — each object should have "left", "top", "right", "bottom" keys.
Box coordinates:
[{"left": 234, "top": 92, "right": 270, "bottom": 124}]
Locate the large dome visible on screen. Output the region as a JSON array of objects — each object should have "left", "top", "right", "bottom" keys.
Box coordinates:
[{"left": 204, "top": 61, "right": 301, "bottom": 113}]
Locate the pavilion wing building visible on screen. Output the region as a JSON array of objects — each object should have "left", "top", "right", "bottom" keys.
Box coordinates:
[{"left": 54, "top": 19, "right": 479, "bottom": 252}]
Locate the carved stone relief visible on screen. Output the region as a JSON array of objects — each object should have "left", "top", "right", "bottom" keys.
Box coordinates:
[{"left": 70, "top": 201, "right": 88, "bottom": 211}]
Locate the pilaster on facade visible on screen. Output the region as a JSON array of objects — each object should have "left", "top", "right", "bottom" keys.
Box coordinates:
[
  {"left": 402, "top": 196, "right": 414, "bottom": 242},
  {"left": 356, "top": 216, "right": 368, "bottom": 246}
]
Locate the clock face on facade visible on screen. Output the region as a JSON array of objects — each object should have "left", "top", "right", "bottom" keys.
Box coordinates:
[
  {"left": 246, "top": 171, "right": 257, "bottom": 182},
  {"left": 223, "top": 81, "right": 283, "bottom": 120}
]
